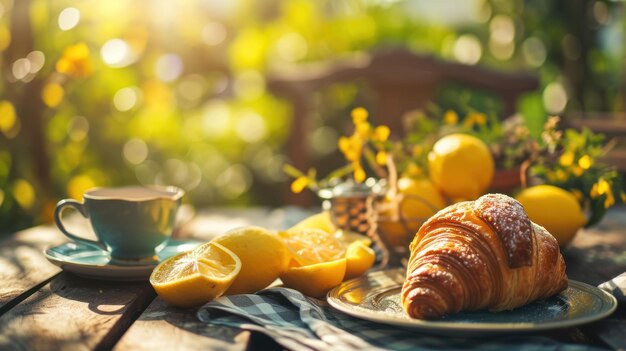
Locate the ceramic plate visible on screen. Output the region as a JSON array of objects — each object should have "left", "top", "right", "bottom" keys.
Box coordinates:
[
  {"left": 327, "top": 268, "right": 617, "bottom": 335},
  {"left": 44, "top": 239, "right": 201, "bottom": 281}
]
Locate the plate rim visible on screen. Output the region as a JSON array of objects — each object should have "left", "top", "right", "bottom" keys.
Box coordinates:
[{"left": 327, "top": 268, "right": 617, "bottom": 333}]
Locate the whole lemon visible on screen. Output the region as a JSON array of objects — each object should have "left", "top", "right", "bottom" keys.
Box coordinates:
[
  {"left": 213, "top": 226, "right": 289, "bottom": 295},
  {"left": 378, "top": 177, "right": 446, "bottom": 246},
  {"left": 428, "top": 133, "right": 494, "bottom": 200},
  {"left": 515, "top": 185, "right": 587, "bottom": 246}
]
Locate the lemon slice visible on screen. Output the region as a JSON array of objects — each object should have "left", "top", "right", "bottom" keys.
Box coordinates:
[
  {"left": 150, "top": 242, "right": 241, "bottom": 308},
  {"left": 344, "top": 241, "right": 376, "bottom": 280},
  {"left": 278, "top": 228, "right": 346, "bottom": 266},
  {"left": 280, "top": 258, "right": 347, "bottom": 297}
]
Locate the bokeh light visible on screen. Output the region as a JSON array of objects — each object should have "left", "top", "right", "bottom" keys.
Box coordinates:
[
  {"left": 67, "top": 175, "right": 96, "bottom": 200},
  {"left": 235, "top": 110, "right": 267, "bottom": 143},
  {"left": 12, "top": 179, "right": 35, "bottom": 210},
  {"left": 453, "top": 34, "right": 482, "bottom": 65},
  {"left": 58, "top": 7, "right": 80, "bottom": 31},
  {"left": 543, "top": 82, "right": 568, "bottom": 114},
  {"left": 123, "top": 138, "right": 149, "bottom": 165},
  {"left": 113, "top": 87, "right": 141, "bottom": 111},
  {"left": 522, "top": 37, "right": 547, "bottom": 67},
  {"left": 216, "top": 164, "right": 252, "bottom": 200},
  {"left": 42, "top": 83, "right": 65, "bottom": 108},
  {"left": 101, "top": 39, "right": 135, "bottom": 67},
  {"left": 155, "top": 54, "right": 184, "bottom": 82},
  {"left": 67, "top": 116, "right": 90, "bottom": 142},
  {"left": 201, "top": 22, "right": 227, "bottom": 46}
]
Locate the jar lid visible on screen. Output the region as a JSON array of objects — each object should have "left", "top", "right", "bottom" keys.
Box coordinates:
[{"left": 318, "top": 178, "right": 384, "bottom": 199}]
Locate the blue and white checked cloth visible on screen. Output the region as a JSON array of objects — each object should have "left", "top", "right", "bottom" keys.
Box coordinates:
[{"left": 197, "top": 287, "right": 603, "bottom": 351}]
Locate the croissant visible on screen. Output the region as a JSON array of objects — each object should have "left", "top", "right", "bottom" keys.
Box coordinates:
[{"left": 401, "top": 193, "right": 568, "bottom": 319}]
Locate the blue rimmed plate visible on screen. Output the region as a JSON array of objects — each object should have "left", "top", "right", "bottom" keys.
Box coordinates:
[
  {"left": 327, "top": 268, "right": 617, "bottom": 335},
  {"left": 44, "top": 239, "right": 202, "bottom": 281}
]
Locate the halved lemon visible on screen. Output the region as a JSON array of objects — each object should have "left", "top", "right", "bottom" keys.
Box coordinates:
[
  {"left": 278, "top": 228, "right": 346, "bottom": 266},
  {"left": 344, "top": 241, "right": 376, "bottom": 280},
  {"left": 280, "top": 258, "right": 347, "bottom": 298},
  {"left": 150, "top": 242, "right": 241, "bottom": 308}
]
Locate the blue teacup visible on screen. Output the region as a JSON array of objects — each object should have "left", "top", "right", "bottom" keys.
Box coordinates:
[{"left": 54, "top": 186, "right": 184, "bottom": 263}]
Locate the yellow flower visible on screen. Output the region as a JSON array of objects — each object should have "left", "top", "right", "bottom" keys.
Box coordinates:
[
  {"left": 338, "top": 135, "right": 362, "bottom": 162},
  {"left": 56, "top": 42, "right": 93, "bottom": 78},
  {"left": 578, "top": 155, "right": 593, "bottom": 169},
  {"left": 355, "top": 122, "right": 371, "bottom": 138},
  {"left": 353, "top": 164, "right": 366, "bottom": 183},
  {"left": 376, "top": 151, "right": 387, "bottom": 166},
  {"left": 590, "top": 178, "right": 614, "bottom": 208},
  {"left": 406, "top": 162, "right": 423, "bottom": 177},
  {"left": 571, "top": 166, "right": 583, "bottom": 177},
  {"left": 464, "top": 112, "right": 487, "bottom": 128},
  {"left": 559, "top": 151, "right": 574, "bottom": 166},
  {"left": 443, "top": 110, "right": 458, "bottom": 125},
  {"left": 372, "top": 125, "right": 390, "bottom": 142},
  {"left": 291, "top": 176, "right": 310, "bottom": 194},
  {"left": 351, "top": 107, "right": 368, "bottom": 125},
  {"left": 412, "top": 145, "right": 424, "bottom": 157}
]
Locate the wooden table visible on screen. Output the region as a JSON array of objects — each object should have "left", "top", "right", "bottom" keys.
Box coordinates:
[{"left": 1, "top": 206, "right": 626, "bottom": 350}]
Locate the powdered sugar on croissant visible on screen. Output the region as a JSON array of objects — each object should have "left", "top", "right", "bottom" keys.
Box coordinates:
[{"left": 401, "top": 193, "right": 568, "bottom": 319}]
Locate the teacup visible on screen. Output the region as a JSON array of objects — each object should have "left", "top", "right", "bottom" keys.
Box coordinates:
[{"left": 54, "top": 186, "right": 184, "bottom": 263}]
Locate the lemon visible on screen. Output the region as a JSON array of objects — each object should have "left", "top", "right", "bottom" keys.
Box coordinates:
[
  {"left": 280, "top": 258, "right": 347, "bottom": 297},
  {"left": 428, "top": 133, "right": 494, "bottom": 200},
  {"left": 278, "top": 228, "right": 346, "bottom": 266},
  {"left": 291, "top": 211, "right": 372, "bottom": 247},
  {"left": 291, "top": 211, "right": 336, "bottom": 234},
  {"left": 344, "top": 241, "right": 376, "bottom": 280},
  {"left": 150, "top": 242, "right": 241, "bottom": 308},
  {"left": 213, "top": 226, "right": 289, "bottom": 295},
  {"left": 378, "top": 177, "right": 446, "bottom": 246},
  {"left": 515, "top": 185, "right": 587, "bottom": 246}
]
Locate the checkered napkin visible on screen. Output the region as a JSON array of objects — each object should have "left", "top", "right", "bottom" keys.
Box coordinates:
[{"left": 197, "top": 287, "right": 600, "bottom": 351}]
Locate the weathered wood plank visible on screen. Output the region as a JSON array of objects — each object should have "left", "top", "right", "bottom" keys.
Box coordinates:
[
  {"left": 0, "top": 272, "right": 155, "bottom": 351},
  {"left": 0, "top": 226, "right": 65, "bottom": 311},
  {"left": 114, "top": 298, "right": 249, "bottom": 351}
]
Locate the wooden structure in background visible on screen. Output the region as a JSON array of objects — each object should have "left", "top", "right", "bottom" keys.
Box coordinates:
[{"left": 268, "top": 48, "right": 539, "bottom": 206}]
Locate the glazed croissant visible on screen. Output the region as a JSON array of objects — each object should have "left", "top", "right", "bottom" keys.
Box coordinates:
[{"left": 401, "top": 193, "right": 567, "bottom": 319}]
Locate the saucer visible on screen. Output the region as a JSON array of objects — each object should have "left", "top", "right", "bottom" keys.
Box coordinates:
[{"left": 44, "top": 239, "right": 202, "bottom": 281}]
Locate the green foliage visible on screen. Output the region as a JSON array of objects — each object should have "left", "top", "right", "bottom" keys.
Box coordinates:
[{"left": 0, "top": 0, "right": 623, "bottom": 233}]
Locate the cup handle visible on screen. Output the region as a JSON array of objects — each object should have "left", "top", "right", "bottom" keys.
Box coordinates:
[{"left": 54, "top": 199, "right": 107, "bottom": 251}]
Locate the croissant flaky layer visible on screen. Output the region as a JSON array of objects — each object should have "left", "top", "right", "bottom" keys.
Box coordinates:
[{"left": 401, "top": 193, "right": 568, "bottom": 320}]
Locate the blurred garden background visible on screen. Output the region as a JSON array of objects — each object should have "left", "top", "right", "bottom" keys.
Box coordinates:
[{"left": 0, "top": 0, "right": 624, "bottom": 233}]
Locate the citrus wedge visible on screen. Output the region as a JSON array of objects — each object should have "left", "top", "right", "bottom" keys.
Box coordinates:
[
  {"left": 278, "top": 228, "right": 346, "bottom": 266},
  {"left": 344, "top": 241, "right": 376, "bottom": 280},
  {"left": 150, "top": 242, "right": 241, "bottom": 308},
  {"left": 280, "top": 258, "right": 347, "bottom": 298}
]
